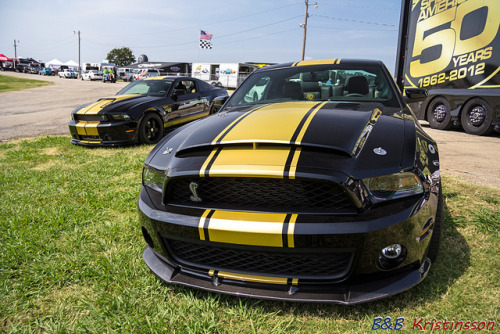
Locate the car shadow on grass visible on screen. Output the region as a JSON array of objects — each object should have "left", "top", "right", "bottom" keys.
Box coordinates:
[{"left": 165, "top": 198, "right": 470, "bottom": 317}]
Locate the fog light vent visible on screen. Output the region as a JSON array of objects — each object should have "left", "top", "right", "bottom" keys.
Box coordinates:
[{"left": 377, "top": 244, "right": 407, "bottom": 270}]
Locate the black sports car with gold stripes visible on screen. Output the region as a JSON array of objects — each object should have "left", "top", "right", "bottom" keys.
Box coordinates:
[
  {"left": 138, "top": 59, "right": 442, "bottom": 304},
  {"left": 68, "top": 76, "right": 228, "bottom": 146}
]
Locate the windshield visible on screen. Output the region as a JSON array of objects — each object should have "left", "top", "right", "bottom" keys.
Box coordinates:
[
  {"left": 227, "top": 63, "right": 399, "bottom": 108},
  {"left": 117, "top": 79, "right": 174, "bottom": 97}
]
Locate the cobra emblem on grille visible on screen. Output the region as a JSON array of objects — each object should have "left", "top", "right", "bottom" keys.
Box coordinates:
[{"left": 189, "top": 182, "right": 202, "bottom": 202}]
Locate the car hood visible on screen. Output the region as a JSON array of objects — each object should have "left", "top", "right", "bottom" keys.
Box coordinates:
[
  {"left": 73, "top": 94, "right": 158, "bottom": 115},
  {"left": 148, "top": 101, "right": 414, "bottom": 179}
]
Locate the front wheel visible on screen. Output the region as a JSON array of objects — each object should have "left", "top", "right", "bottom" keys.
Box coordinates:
[
  {"left": 427, "top": 97, "right": 452, "bottom": 130},
  {"left": 139, "top": 113, "right": 164, "bottom": 144},
  {"left": 460, "top": 98, "right": 494, "bottom": 135}
]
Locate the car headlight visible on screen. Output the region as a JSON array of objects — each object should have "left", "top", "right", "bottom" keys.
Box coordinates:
[
  {"left": 363, "top": 172, "right": 423, "bottom": 203},
  {"left": 142, "top": 165, "right": 165, "bottom": 193},
  {"left": 109, "top": 113, "right": 131, "bottom": 121}
]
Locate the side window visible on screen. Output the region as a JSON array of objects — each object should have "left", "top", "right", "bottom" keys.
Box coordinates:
[
  {"left": 244, "top": 77, "right": 271, "bottom": 103},
  {"left": 174, "top": 81, "right": 188, "bottom": 95},
  {"left": 183, "top": 81, "right": 197, "bottom": 94}
]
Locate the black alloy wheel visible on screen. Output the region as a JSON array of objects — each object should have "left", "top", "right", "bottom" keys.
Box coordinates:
[{"left": 139, "top": 113, "right": 164, "bottom": 144}]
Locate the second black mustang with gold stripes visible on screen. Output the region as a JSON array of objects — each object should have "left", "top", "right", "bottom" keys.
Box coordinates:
[
  {"left": 138, "top": 59, "right": 442, "bottom": 304},
  {"left": 68, "top": 76, "right": 228, "bottom": 146}
]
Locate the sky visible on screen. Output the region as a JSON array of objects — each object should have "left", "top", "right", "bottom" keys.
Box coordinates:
[{"left": 0, "top": 0, "right": 402, "bottom": 73}]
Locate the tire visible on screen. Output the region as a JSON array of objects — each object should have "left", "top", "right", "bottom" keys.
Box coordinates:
[
  {"left": 460, "top": 98, "right": 494, "bottom": 136},
  {"left": 139, "top": 113, "right": 164, "bottom": 145},
  {"left": 427, "top": 97, "right": 452, "bottom": 130},
  {"left": 427, "top": 187, "right": 442, "bottom": 263}
]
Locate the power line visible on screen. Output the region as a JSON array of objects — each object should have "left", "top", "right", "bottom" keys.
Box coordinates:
[
  {"left": 317, "top": 2, "right": 396, "bottom": 11},
  {"left": 92, "top": 15, "right": 302, "bottom": 50},
  {"left": 84, "top": 2, "right": 303, "bottom": 40},
  {"left": 215, "top": 16, "right": 302, "bottom": 39},
  {"left": 312, "top": 14, "right": 396, "bottom": 27},
  {"left": 311, "top": 25, "right": 396, "bottom": 32}
]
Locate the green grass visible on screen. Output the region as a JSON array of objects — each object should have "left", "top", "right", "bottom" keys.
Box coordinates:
[
  {"left": 0, "top": 75, "right": 53, "bottom": 93},
  {"left": 0, "top": 136, "right": 498, "bottom": 333}
]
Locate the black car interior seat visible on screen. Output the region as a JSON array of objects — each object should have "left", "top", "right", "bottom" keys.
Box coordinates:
[
  {"left": 283, "top": 81, "right": 304, "bottom": 100},
  {"left": 344, "top": 76, "right": 369, "bottom": 96}
]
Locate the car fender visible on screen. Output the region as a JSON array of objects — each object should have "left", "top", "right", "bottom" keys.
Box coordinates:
[{"left": 138, "top": 107, "right": 165, "bottom": 126}]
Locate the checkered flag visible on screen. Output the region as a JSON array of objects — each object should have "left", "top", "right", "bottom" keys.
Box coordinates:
[{"left": 199, "top": 40, "right": 212, "bottom": 49}]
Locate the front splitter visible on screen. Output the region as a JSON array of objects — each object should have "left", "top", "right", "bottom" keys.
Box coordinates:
[{"left": 143, "top": 247, "right": 431, "bottom": 305}]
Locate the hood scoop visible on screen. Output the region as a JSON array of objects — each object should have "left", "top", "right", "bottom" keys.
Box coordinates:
[{"left": 175, "top": 141, "right": 353, "bottom": 159}]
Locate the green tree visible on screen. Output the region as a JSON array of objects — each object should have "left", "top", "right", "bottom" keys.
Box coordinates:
[{"left": 106, "top": 47, "right": 135, "bottom": 66}]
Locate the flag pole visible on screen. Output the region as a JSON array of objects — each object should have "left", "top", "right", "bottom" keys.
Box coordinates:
[{"left": 197, "top": 28, "right": 201, "bottom": 62}]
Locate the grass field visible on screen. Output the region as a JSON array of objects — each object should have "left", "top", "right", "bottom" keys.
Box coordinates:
[
  {"left": 0, "top": 136, "right": 498, "bottom": 333},
  {"left": 0, "top": 74, "right": 53, "bottom": 93}
]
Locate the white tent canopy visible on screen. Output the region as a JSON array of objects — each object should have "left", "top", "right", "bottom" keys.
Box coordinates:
[
  {"left": 45, "top": 58, "right": 63, "bottom": 67},
  {"left": 64, "top": 60, "right": 79, "bottom": 67}
]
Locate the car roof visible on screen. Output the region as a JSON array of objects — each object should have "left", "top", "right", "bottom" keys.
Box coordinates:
[
  {"left": 256, "top": 59, "right": 385, "bottom": 72},
  {"left": 143, "top": 76, "right": 196, "bottom": 81}
]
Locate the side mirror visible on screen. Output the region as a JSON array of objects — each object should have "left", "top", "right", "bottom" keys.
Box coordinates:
[
  {"left": 212, "top": 95, "right": 230, "bottom": 112},
  {"left": 404, "top": 88, "right": 427, "bottom": 102}
]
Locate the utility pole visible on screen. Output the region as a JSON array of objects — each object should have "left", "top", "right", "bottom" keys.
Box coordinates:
[
  {"left": 301, "top": 1, "right": 309, "bottom": 61},
  {"left": 13, "top": 39, "right": 19, "bottom": 68},
  {"left": 74, "top": 30, "right": 81, "bottom": 77},
  {"left": 300, "top": 1, "right": 317, "bottom": 61}
]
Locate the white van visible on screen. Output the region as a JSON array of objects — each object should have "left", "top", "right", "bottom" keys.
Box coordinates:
[{"left": 117, "top": 68, "right": 135, "bottom": 81}]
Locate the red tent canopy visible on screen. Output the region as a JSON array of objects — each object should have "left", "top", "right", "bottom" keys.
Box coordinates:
[{"left": 0, "top": 54, "right": 14, "bottom": 61}]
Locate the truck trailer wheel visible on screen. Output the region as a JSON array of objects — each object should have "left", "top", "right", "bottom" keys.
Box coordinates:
[
  {"left": 460, "top": 98, "right": 494, "bottom": 136},
  {"left": 427, "top": 97, "right": 452, "bottom": 130}
]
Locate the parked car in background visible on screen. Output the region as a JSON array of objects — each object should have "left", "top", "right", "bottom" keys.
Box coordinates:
[
  {"left": 29, "top": 67, "right": 41, "bottom": 74},
  {"left": 117, "top": 68, "right": 135, "bottom": 81},
  {"left": 39, "top": 68, "right": 53, "bottom": 76},
  {"left": 133, "top": 69, "right": 161, "bottom": 81},
  {"left": 138, "top": 59, "right": 441, "bottom": 304},
  {"left": 81, "top": 70, "right": 103, "bottom": 81},
  {"left": 58, "top": 69, "right": 77, "bottom": 79},
  {"left": 68, "top": 76, "right": 228, "bottom": 146}
]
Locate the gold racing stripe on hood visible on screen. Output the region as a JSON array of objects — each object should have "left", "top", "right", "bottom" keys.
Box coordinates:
[
  {"left": 198, "top": 210, "right": 297, "bottom": 248},
  {"left": 76, "top": 94, "right": 138, "bottom": 115},
  {"left": 200, "top": 102, "right": 326, "bottom": 178}
]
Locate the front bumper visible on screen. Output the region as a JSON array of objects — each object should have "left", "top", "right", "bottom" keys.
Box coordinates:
[
  {"left": 138, "top": 186, "right": 439, "bottom": 304},
  {"left": 68, "top": 119, "right": 138, "bottom": 146},
  {"left": 143, "top": 246, "right": 430, "bottom": 304}
]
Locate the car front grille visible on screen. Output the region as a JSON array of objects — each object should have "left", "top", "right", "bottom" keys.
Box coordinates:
[
  {"left": 165, "top": 177, "right": 356, "bottom": 214},
  {"left": 73, "top": 114, "right": 108, "bottom": 122},
  {"left": 163, "top": 237, "right": 354, "bottom": 280}
]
